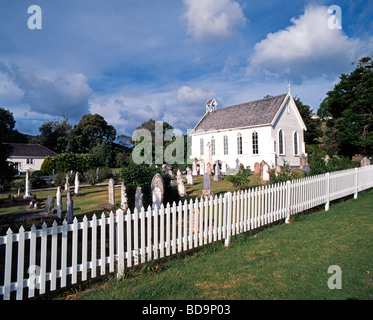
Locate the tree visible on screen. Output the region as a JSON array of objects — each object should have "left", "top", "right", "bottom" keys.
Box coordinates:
[
  {"left": 91, "top": 140, "right": 115, "bottom": 167},
  {"left": 32, "top": 116, "right": 72, "bottom": 153},
  {"left": 293, "top": 97, "right": 323, "bottom": 146},
  {"left": 318, "top": 56, "right": 373, "bottom": 157},
  {"left": 40, "top": 155, "right": 55, "bottom": 174},
  {"left": 0, "top": 108, "right": 16, "bottom": 188},
  {"left": 67, "top": 114, "right": 116, "bottom": 153}
]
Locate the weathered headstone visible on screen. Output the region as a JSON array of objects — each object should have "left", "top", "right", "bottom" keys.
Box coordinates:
[
  {"left": 221, "top": 162, "right": 227, "bottom": 175},
  {"left": 64, "top": 174, "right": 70, "bottom": 191},
  {"left": 186, "top": 167, "right": 194, "bottom": 185},
  {"left": 121, "top": 183, "right": 128, "bottom": 212},
  {"left": 262, "top": 164, "right": 270, "bottom": 182},
  {"left": 23, "top": 170, "right": 31, "bottom": 199},
  {"left": 275, "top": 165, "right": 282, "bottom": 177},
  {"left": 300, "top": 157, "right": 307, "bottom": 169},
  {"left": 206, "top": 162, "right": 212, "bottom": 175},
  {"left": 108, "top": 178, "right": 115, "bottom": 206},
  {"left": 74, "top": 172, "right": 80, "bottom": 195},
  {"left": 254, "top": 162, "right": 260, "bottom": 176},
  {"left": 178, "top": 180, "right": 186, "bottom": 197},
  {"left": 202, "top": 173, "right": 213, "bottom": 197},
  {"left": 66, "top": 192, "right": 74, "bottom": 223},
  {"left": 151, "top": 173, "right": 164, "bottom": 208},
  {"left": 56, "top": 186, "right": 62, "bottom": 219},
  {"left": 45, "top": 196, "right": 54, "bottom": 214},
  {"left": 192, "top": 161, "right": 198, "bottom": 176},
  {"left": 213, "top": 163, "right": 222, "bottom": 181},
  {"left": 200, "top": 162, "right": 205, "bottom": 176},
  {"left": 135, "top": 187, "right": 143, "bottom": 212},
  {"left": 302, "top": 165, "right": 310, "bottom": 173},
  {"left": 361, "top": 156, "right": 371, "bottom": 167},
  {"left": 176, "top": 169, "right": 183, "bottom": 184}
]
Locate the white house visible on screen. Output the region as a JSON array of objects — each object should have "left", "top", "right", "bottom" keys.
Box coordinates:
[
  {"left": 189, "top": 90, "right": 307, "bottom": 172},
  {"left": 5, "top": 143, "right": 58, "bottom": 173}
]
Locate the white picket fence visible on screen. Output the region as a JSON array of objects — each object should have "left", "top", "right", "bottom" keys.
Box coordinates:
[{"left": 1, "top": 165, "right": 372, "bottom": 300}]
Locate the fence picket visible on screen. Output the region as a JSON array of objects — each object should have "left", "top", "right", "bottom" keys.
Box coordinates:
[
  {"left": 133, "top": 208, "right": 139, "bottom": 265},
  {"left": 140, "top": 207, "right": 146, "bottom": 263},
  {"left": 91, "top": 215, "right": 97, "bottom": 279},
  {"left": 50, "top": 222, "right": 58, "bottom": 290},
  {"left": 60, "top": 221, "right": 67, "bottom": 288},
  {"left": 82, "top": 216, "right": 88, "bottom": 280},
  {"left": 16, "top": 227, "right": 25, "bottom": 300},
  {"left": 127, "top": 210, "right": 132, "bottom": 267}
]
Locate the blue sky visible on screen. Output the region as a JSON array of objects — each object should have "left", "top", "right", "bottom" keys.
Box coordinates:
[{"left": 0, "top": 0, "right": 372, "bottom": 138}]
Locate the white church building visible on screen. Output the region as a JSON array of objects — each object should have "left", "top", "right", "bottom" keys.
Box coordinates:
[{"left": 189, "top": 90, "right": 307, "bottom": 172}]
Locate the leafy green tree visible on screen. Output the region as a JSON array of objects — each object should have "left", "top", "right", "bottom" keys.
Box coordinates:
[
  {"left": 0, "top": 108, "right": 17, "bottom": 188},
  {"left": 32, "top": 116, "right": 72, "bottom": 153},
  {"left": 67, "top": 114, "right": 116, "bottom": 153},
  {"left": 293, "top": 97, "right": 322, "bottom": 146},
  {"left": 318, "top": 56, "right": 373, "bottom": 157},
  {"left": 91, "top": 140, "right": 115, "bottom": 167}
]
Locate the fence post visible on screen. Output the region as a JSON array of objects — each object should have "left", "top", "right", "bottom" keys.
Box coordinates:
[
  {"left": 285, "top": 180, "right": 291, "bottom": 224},
  {"left": 325, "top": 172, "right": 330, "bottom": 211},
  {"left": 224, "top": 192, "right": 232, "bottom": 247},
  {"left": 354, "top": 167, "right": 358, "bottom": 199}
]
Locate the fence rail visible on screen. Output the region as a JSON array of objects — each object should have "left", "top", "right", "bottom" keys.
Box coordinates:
[{"left": 1, "top": 165, "right": 373, "bottom": 300}]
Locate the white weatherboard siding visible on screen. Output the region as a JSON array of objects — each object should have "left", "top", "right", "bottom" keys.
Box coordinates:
[{"left": 271, "top": 96, "right": 306, "bottom": 167}]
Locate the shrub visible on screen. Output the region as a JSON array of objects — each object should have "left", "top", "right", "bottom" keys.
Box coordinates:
[
  {"left": 120, "top": 162, "right": 179, "bottom": 210},
  {"left": 54, "top": 153, "right": 95, "bottom": 173},
  {"left": 40, "top": 156, "right": 55, "bottom": 174},
  {"left": 225, "top": 164, "right": 251, "bottom": 190}
]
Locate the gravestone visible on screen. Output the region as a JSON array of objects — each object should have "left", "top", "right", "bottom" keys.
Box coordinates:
[
  {"left": 302, "top": 165, "right": 310, "bottom": 173},
  {"left": 254, "top": 162, "right": 260, "bottom": 176},
  {"left": 108, "top": 178, "right": 115, "bottom": 206},
  {"left": 121, "top": 183, "right": 128, "bottom": 212},
  {"left": 45, "top": 196, "right": 54, "bottom": 215},
  {"left": 300, "top": 157, "right": 307, "bottom": 169},
  {"left": 262, "top": 164, "right": 270, "bottom": 182},
  {"left": 186, "top": 167, "right": 194, "bottom": 185},
  {"left": 64, "top": 174, "right": 70, "bottom": 192},
  {"left": 66, "top": 192, "right": 74, "bottom": 224},
  {"left": 178, "top": 180, "right": 186, "bottom": 197},
  {"left": 206, "top": 162, "right": 212, "bottom": 175},
  {"left": 202, "top": 173, "right": 213, "bottom": 197},
  {"left": 213, "top": 163, "right": 222, "bottom": 181},
  {"left": 176, "top": 169, "right": 183, "bottom": 184},
  {"left": 151, "top": 173, "right": 164, "bottom": 209},
  {"left": 221, "top": 162, "right": 227, "bottom": 175},
  {"left": 135, "top": 187, "right": 143, "bottom": 212},
  {"left": 275, "top": 165, "right": 282, "bottom": 177},
  {"left": 192, "top": 161, "right": 198, "bottom": 176},
  {"left": 324, "top": 155, "right": 330, "bottom": 164},
  {"left": 200, "top": 162, "right": 205, "bottom": 176},
  {"left": 56, "top": 187, "right": 62, "bottom": 219},
  {"left": 74, "top": 172, "right": 80, "bottom": 195},
  {"left": 23, "top": 170, "right": 31, "bottom": 199},
  {"left": 361, "top": 157, "right": 371, "bottom": 167}
]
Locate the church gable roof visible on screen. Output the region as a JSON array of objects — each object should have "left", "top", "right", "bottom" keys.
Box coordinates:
[{"left": 192, "top": 94, "right": 288, "bottom": 134}]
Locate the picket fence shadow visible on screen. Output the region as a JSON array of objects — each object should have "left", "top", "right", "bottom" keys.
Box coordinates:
[{"left": 1, "top": 165, "right": 372, "bottom": 300}]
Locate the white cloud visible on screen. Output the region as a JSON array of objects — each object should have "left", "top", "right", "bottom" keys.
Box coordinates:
[
  {"left": 182, "top": 0, "right": 246, "bottom": 41},
  {"left": 247, "top": 5, "right": 360, "bottom": 82},
  {"left": 0, "top": 64, "right": 92, "bottom": 120}
]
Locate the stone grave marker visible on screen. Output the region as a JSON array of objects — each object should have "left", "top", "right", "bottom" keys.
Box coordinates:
[{"left": 151, "top": 173, "right": 164, "bottom": 209}]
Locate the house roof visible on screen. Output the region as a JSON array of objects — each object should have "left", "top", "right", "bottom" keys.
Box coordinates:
[
  {"left": 191, "top": 94, "right": 288, "bottom": 134},
  {"left": 5, "top": 143, "right": 58, "bottom": 157}
]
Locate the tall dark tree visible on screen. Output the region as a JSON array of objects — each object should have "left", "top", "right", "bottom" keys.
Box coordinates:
[
  {"left": 67, "top": 113, "right": 116, "bottom": 154},
  {"left": 0, "top": 108, "right": 16, "bottom": 188},
  {"left": 293, "top": 97, "right": 322, "bottom": 146},
  {"left": 318, "top": 56, "right": 373, "bottom": 157},
  {"left": 32, "top": 116, "right": 72, "bottom": 153}
]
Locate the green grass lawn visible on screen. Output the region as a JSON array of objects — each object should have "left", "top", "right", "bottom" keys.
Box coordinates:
[{"left": 52, "top": 188, "right": 373, "bottom": 300}]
